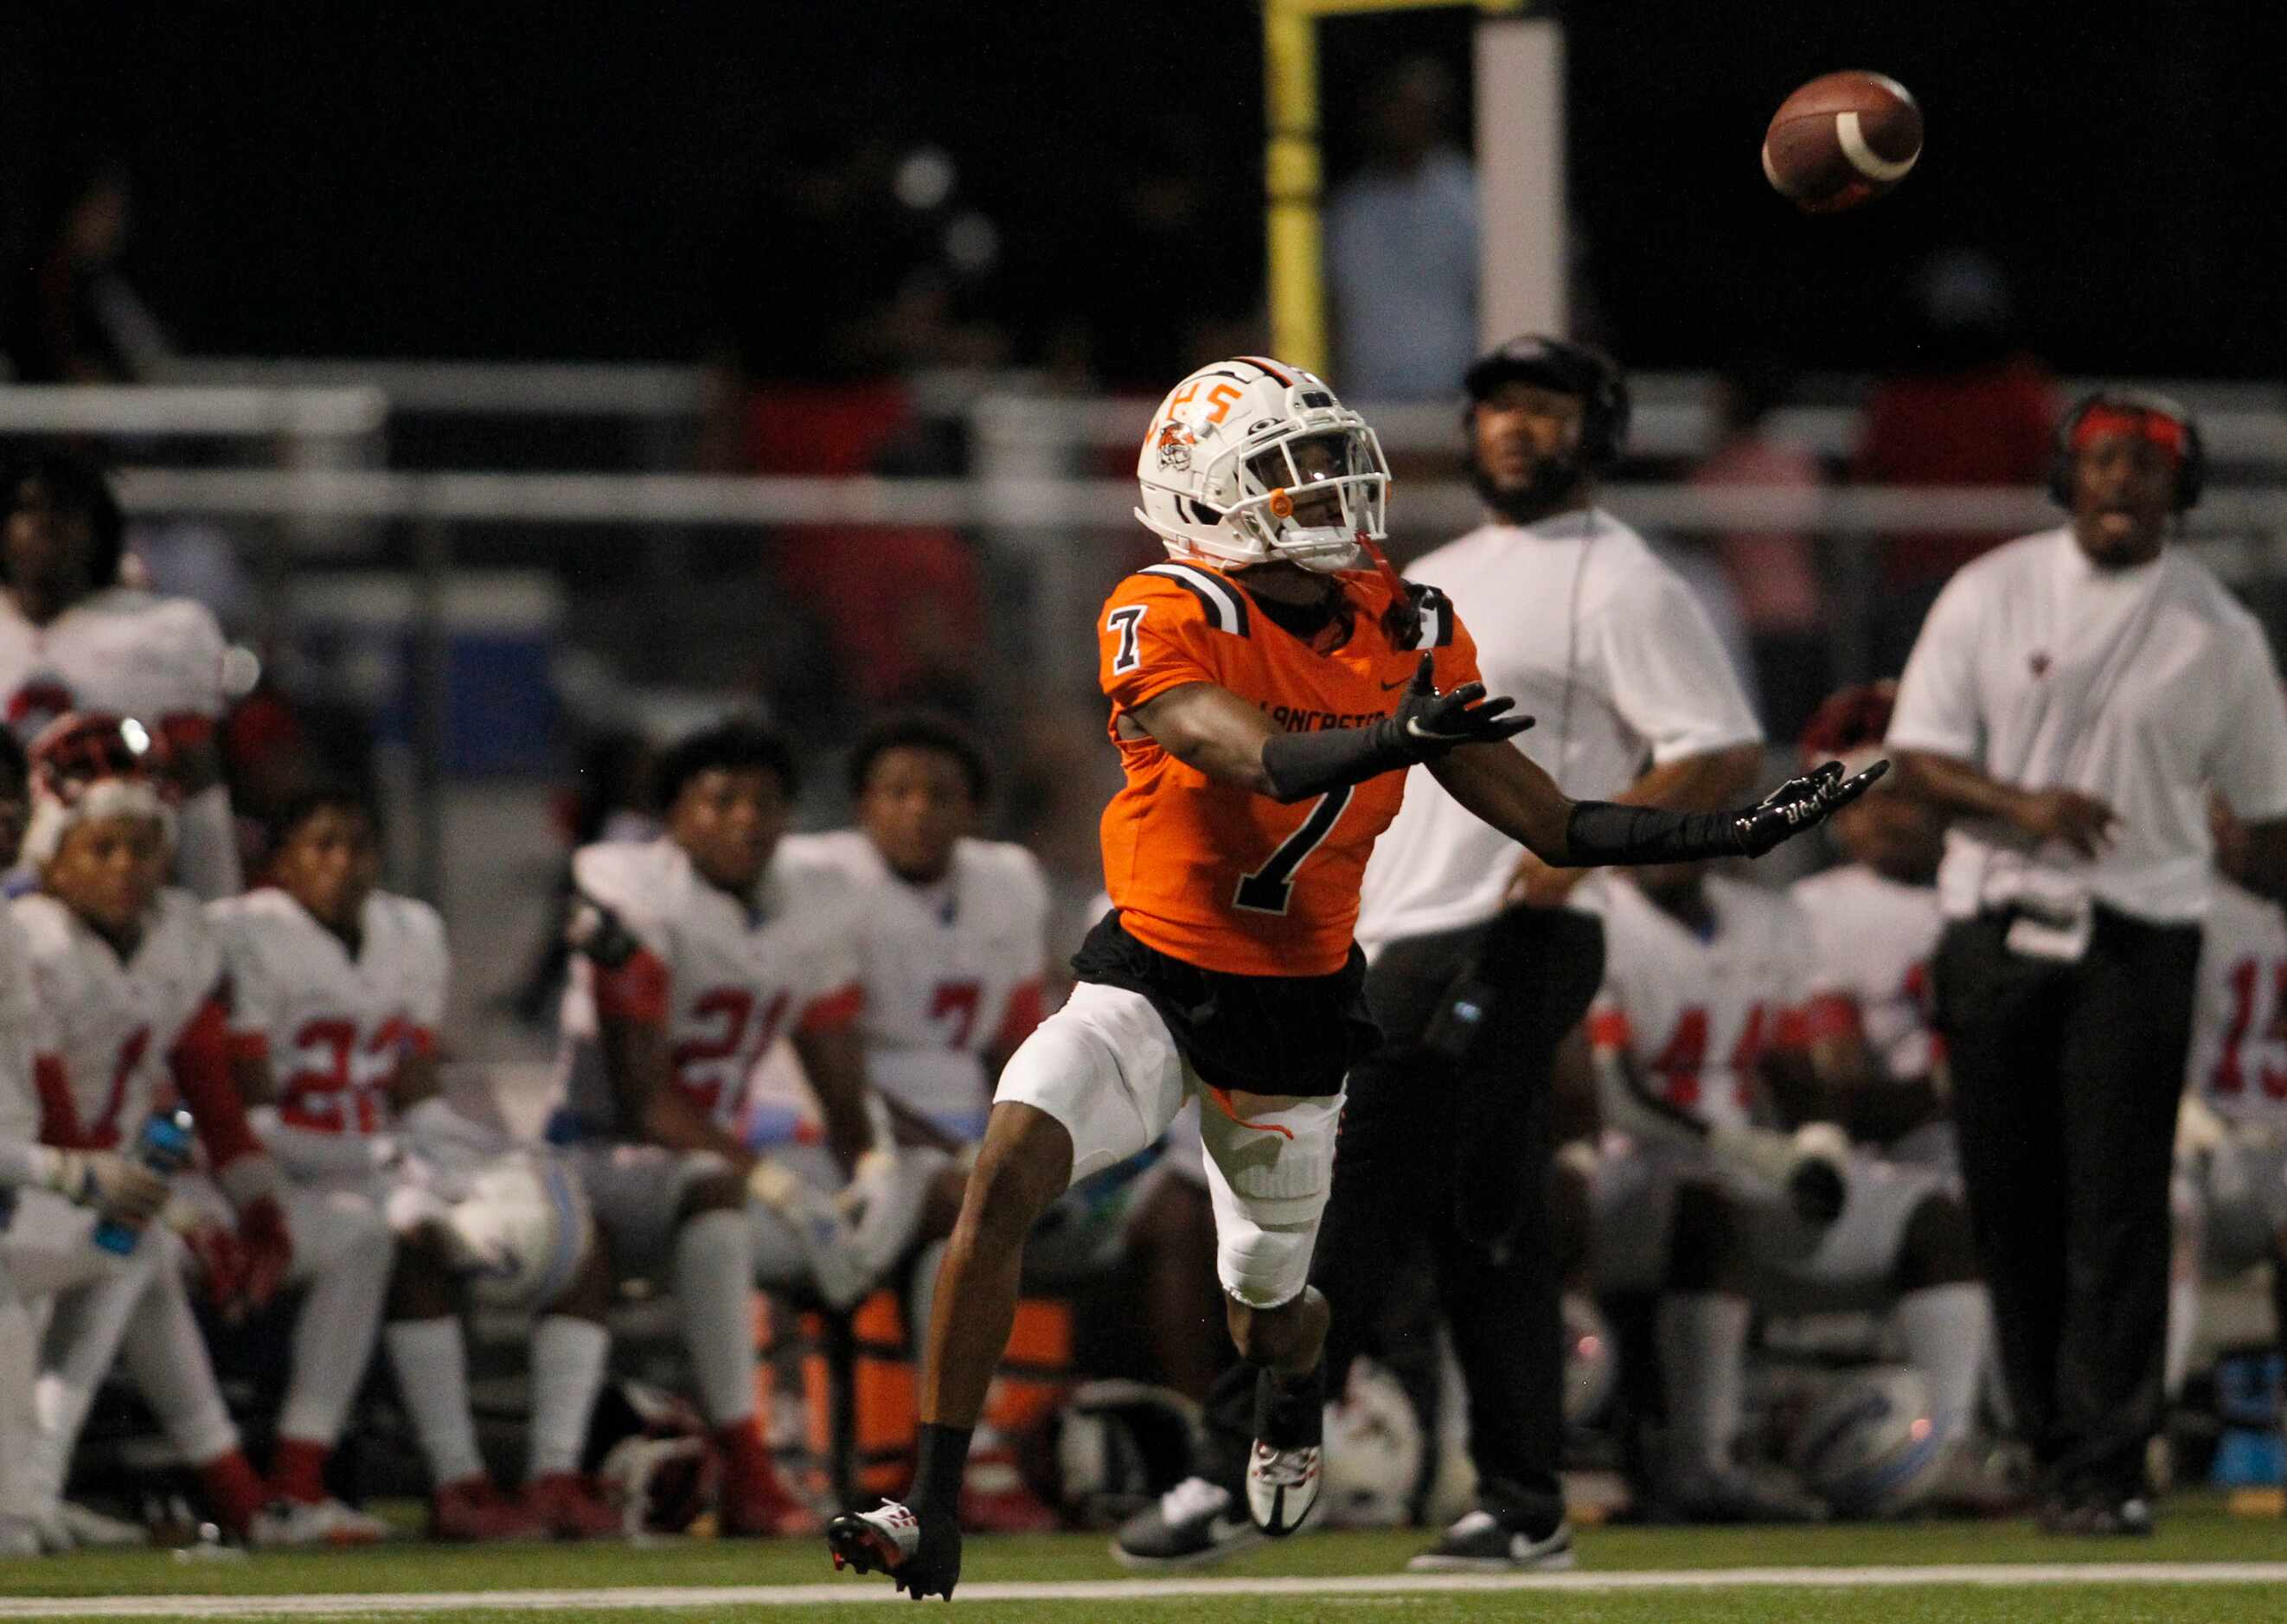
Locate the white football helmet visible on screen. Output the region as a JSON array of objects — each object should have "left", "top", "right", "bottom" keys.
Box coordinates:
[
  {"left": 1134, "top": 356, "right": 1388, "bottom": 574},
  {"left": 439, "top": 1151, "right": 595, "bottom": 1312},
  {"left": 1786, "top": 1365, "right": 1945, "bottom": 1519}
]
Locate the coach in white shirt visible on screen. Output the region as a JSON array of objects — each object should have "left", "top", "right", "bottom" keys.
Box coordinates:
[
  {"left": 1889, "top": 390, "right": 2287, "bottom": 1536},
  {"left": 1165, "top": 338, "right": 1765, "bottom": 1571}
]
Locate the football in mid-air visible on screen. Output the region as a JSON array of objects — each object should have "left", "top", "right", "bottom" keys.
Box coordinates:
[{"left": 1762, "top": 70, "right": 1922, "bottom": 213}]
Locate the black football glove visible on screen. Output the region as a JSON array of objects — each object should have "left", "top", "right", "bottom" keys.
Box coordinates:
[
  {"left": 1381, "top": 653, "right": 1535, "bottom": 764},
  {"left": 1732, "top": 758, "right": 1890, "bottom": 858}
]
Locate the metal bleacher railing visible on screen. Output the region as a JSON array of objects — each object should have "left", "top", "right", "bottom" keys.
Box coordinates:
[{"left": 7, "top": 362, "right": 2287, "bottom": 905}]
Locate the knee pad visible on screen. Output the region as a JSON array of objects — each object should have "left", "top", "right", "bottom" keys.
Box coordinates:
[{"left": 1216, "top": 1213, "right": 1317, "bottom": 1311}]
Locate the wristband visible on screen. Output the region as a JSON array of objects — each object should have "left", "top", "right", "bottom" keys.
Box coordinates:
[
  {"left": 1560, "top": 800, "right": 1742, "bottom": 866},
  {"left": 1259, "top": 721, "right": 1406, "bottom": 803}
]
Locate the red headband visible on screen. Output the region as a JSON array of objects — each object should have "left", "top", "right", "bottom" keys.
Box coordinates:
[{"left": 2070, "top": 406, "right": 2186, "bottom": 465}]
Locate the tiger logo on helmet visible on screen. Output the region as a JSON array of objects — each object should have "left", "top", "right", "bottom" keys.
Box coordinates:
[{"left": 1133, "top": 356, "right": 1389, "bottom": 575}]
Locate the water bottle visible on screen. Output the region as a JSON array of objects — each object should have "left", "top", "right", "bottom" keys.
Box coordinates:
[{"left": 92, "top": 1107, "right": 195, "bottom": 1255}]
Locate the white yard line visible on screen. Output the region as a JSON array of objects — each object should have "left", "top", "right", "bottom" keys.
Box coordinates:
[{"left": 5, "top": 1564, "right": 2287, "bottom": 1616}]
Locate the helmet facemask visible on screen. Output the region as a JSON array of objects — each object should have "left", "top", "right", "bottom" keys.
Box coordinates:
[{"left": 1229, "top": 427, "right": 1387, "bottom": 573}]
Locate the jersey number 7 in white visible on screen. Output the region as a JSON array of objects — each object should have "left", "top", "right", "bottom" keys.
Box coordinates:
[
  {"left": 1108, "top": 604, "right": 1147, "bottom": 674},
  {"left": 1233, "top": 785, "right": 1355, "bottom": 915}
]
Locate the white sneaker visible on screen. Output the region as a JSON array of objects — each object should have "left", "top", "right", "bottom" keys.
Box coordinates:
[
  {"left": 55, "top": 1502, "right": 148, "bottom": 1548},
  {"left": 0, "top": 1517, "right": 43, "bottom": 1559},
  {"left": 1245, "top": 1439, "right": 1323, "bottom": 1537},
  {"left": 248, "top": 1498, "right": 389, "bottom": 1547}
]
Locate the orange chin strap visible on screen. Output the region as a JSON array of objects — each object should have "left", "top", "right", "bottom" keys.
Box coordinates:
[{"left": 1352, "top": 533, "right": 1421, "bottom": 643}]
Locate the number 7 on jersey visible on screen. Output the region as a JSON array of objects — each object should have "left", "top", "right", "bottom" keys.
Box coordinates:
[{"left": 1233, "top": 785, "right": 1354, "bottom": 915}]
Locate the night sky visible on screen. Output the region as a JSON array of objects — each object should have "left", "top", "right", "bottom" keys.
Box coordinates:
[{"left": 4, "top": 1, "right": 2284, "bottom": 379}]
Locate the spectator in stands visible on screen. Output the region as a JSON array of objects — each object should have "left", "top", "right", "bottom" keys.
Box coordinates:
[
  {"left": 3, "top": 163, "right": 175, "bottom": 385},
  {"left": 1325, "top": 57, "right": 1480, "bottom": 402},
  {"left": 696, "top": 126, "right": 996, "bottom": 719},
  {"left": 1854, "top": 249, "right": 2058, "bottom": 672},
  {"left": 1690, "top": 354, "right": 1830, "bottom": 738}
]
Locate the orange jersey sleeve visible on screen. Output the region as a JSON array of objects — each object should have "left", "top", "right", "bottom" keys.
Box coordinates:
[{"left": 1096, "top": 562, "right": 1483, "bottom": 977}]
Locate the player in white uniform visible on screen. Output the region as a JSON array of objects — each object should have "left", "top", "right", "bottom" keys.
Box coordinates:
[
  {"left": 1, "top": 452, "right": 240, "bottom": 898},
  {"left": 783, "top": 712, "right": 1061, "bottom": 1532},
  {"left": 0, "top": 726, "right": 174, "bottom": 1556},
  {"left": 2168, "top": 801, "right": 2287, "bottom": 1403},
  {"left": 1789, "top": 684, "right": 1954, "bottom": 1171},
  {"left": 5, "top": 714, "right": 350, "bottom": 1547},
  {"left": 213, "top": 785, "right": 618, "bottom": 1541},
  {"left": 1579, "top": 860, "right": 1993, "bottom": 1522},
  {"left": 785, "top": 714, "right": 1048, "bottom": 1148},
  {"left": 554, "top": 720, "right": 909, "bottom": 1538}
]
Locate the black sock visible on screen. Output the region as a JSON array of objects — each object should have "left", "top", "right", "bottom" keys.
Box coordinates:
[
  {"left": 912, "top": 1422, "right": 974, "bottom": 1512},
  {"left": 1252, "top": 1363, "right": 1325, "bottom": 1449}
]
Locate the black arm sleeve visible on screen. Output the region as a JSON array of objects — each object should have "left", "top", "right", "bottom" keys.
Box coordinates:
[
  {"left": 1559, "top": 800, "right": 1745, "bottom": 866},
  {"left": 1259, "top": 721, "right": 1407, "bottom": 803}
]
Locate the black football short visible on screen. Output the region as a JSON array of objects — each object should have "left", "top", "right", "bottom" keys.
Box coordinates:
[{"left": 1068, "top": 911, "right": 1379, "bottom": 1099}]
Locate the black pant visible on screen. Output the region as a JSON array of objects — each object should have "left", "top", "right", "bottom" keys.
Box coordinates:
[
  {"left": 1935, "top": 905, "right": 2201, "bottom": 1499},
  {"left": 1204, "top": 905, "right": 1605, "bottom": 1533}
]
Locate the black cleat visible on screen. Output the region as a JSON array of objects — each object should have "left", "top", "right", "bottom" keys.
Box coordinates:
[{"left": 825, "top": 1499, "right": 963, "bottom": 1600}]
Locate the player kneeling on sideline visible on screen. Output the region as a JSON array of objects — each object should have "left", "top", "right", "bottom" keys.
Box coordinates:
[
  {"left": 2166, "top": 797, "right": 2287, "bottom": 1439},
  {"left": 825, "top": 356, "right": 1881, "bottom": 1599},
  {"left": 1574, "top": 856, "right": 2006, "bottom": 1522},
  {"left": 211, "top": 785, "right": 618, "bottom": 1541},
  {"left": 554, "top": 721, "right": 927, "bottom": 1538},
  {"left": 10, "top": 714, "right": 376, "bottom": 1547}
]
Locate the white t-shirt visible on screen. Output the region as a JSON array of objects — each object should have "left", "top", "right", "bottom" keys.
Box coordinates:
[
  {"left": 1577, "top": 873, "right": 1812, "bottom": 1133},
  {"left": 554, "top": 838, "right": 866, "bottom": 1138},
  {"left": 1791, "top": 863, "right": 1944, "bottom": 1085},
  {"left": 779, "top": 830, "right": 1047, "bottom": 1138},
  {"left": 208, "top": 888, "right": 448, "bottom": 1137},
  {"left": 10, "top": 890, "right": 221, "bottom": 1150},
  {"left": 1356, "top": 511, "right": 1762, "bottom": 947},
  {"left": 1888, "top": 529, "right": 2287, "bottom": 923},
  {"left": 2188, "top": 876, "right": 2287, "bottom": 1125},
  {"left": 0, "top": 587, "right": 227, "bottom": 741}
]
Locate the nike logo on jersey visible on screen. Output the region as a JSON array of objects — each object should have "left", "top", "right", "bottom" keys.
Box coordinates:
[{"left": 1379, "top": 679, "right": 1407, "bottom": 692}]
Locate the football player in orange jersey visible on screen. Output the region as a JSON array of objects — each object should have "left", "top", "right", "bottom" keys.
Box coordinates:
[{"left": 826, "top": 357, "right": 1882, "bottom": 1598}]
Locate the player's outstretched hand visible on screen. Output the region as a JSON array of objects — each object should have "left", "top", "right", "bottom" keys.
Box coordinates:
[
  {"left": 1732, "top": 758, "right": 1889, "bottom": 857},
  {"left": 1386, "top": 654, "right": 1534, "bottom": 763}
]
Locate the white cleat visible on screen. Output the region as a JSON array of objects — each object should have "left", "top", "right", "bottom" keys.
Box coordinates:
[
  {"left": 1245, "top": 1439, "right": 1323, "bottom": 1537},
  {"left": 0, "top": 1517, "right": 44, "bottom": 1559},
  {"left": 248, "top": 1497, "right": 389, "bottom": 1547}
]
